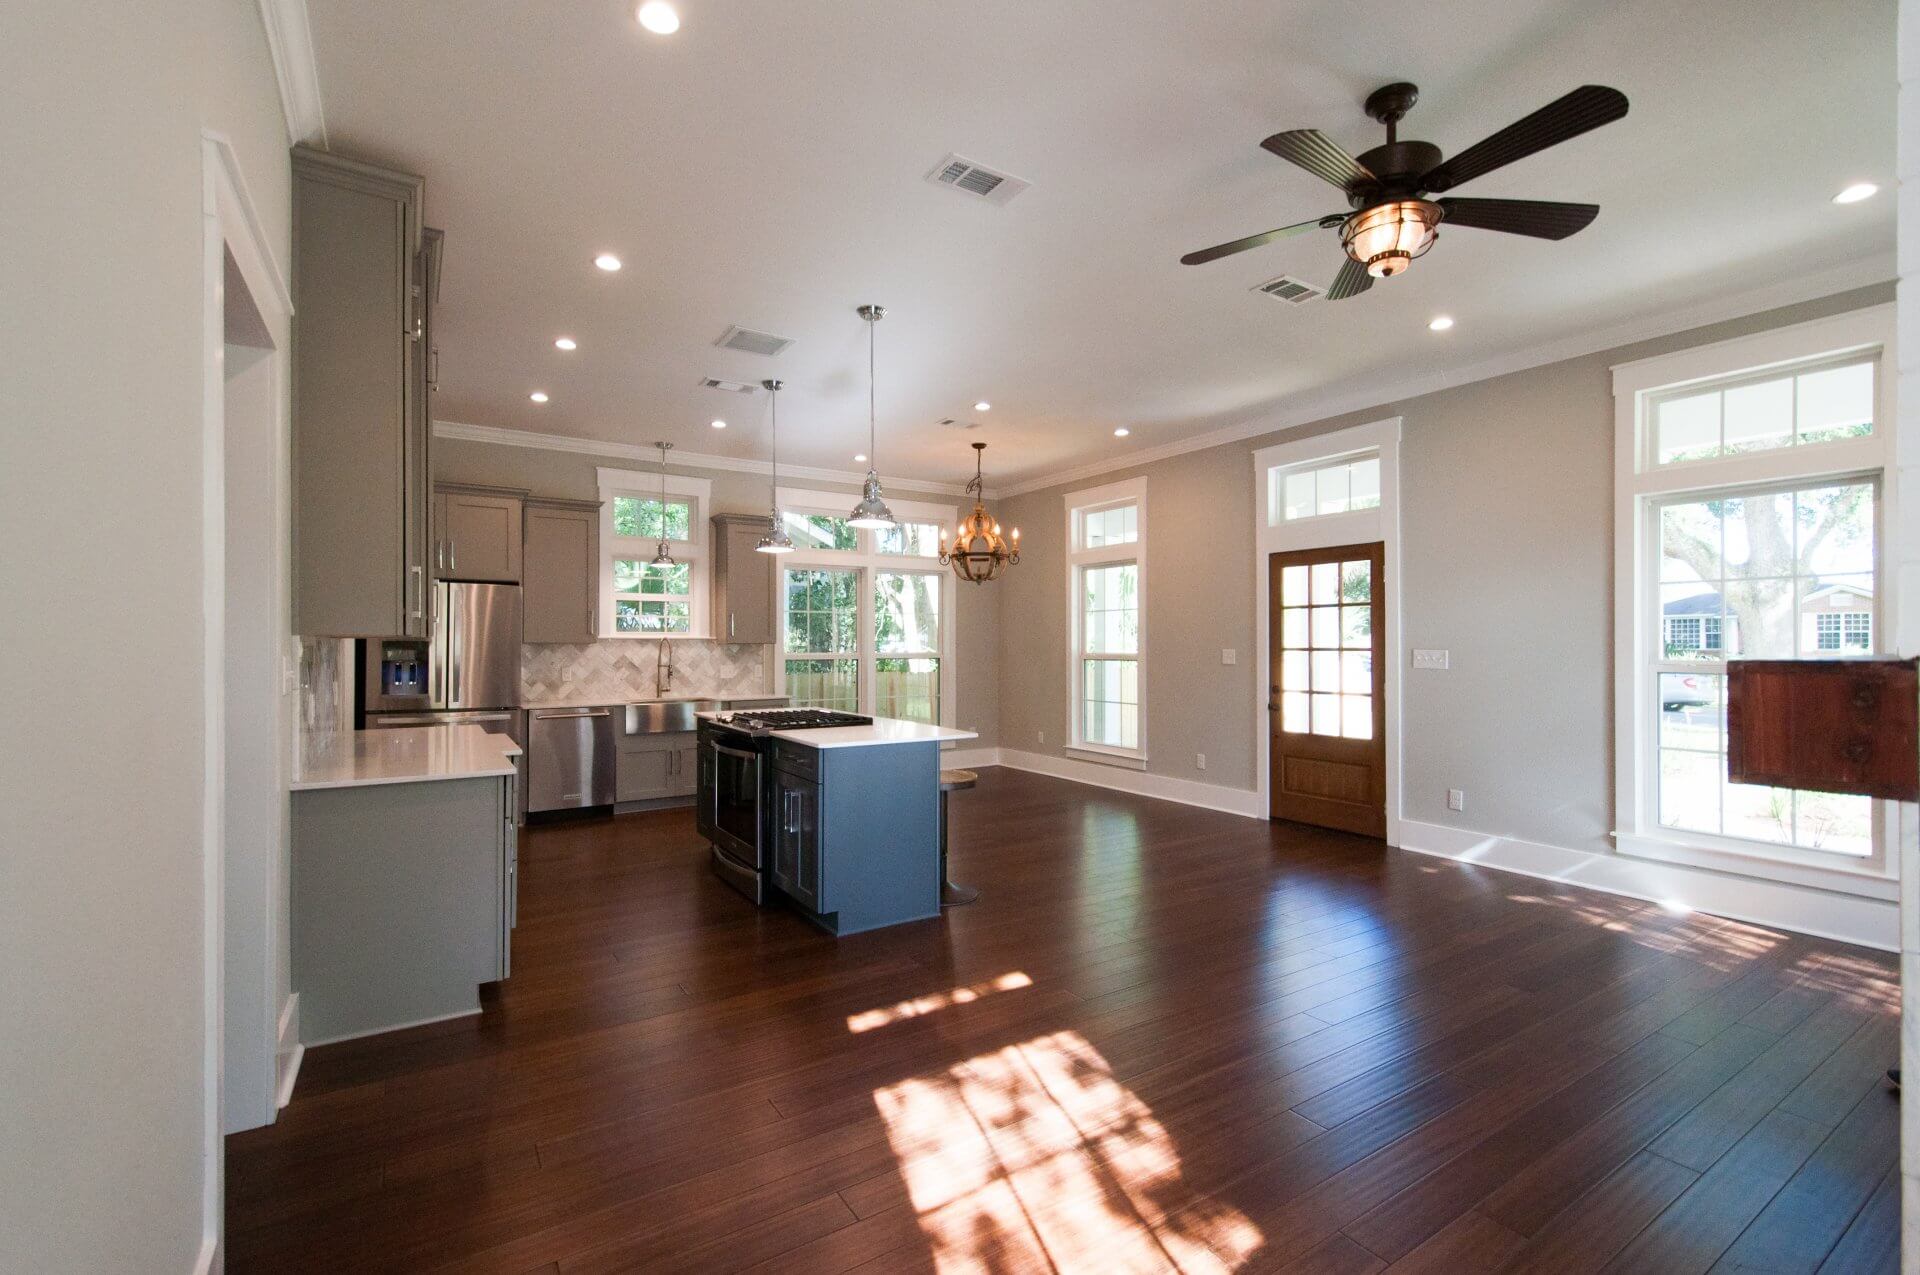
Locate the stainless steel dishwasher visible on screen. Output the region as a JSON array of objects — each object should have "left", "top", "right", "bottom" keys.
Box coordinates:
[{"left": 527, "top": 707, "right": 616, "bottom": 812}]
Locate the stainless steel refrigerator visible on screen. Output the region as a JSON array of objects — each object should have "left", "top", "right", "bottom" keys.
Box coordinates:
[{"left": 363, "top": 581, "right": 525, "bottom": 816}]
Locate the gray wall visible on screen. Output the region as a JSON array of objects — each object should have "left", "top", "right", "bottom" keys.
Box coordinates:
[
  {"left": 435, "top": 435, "right": 1003, "bottom": 746},
  {"left": 0, "top": 0, "right": 292, "bottom": 1268},
  {"left": 995, "top": 283, "right": 1893, "bottom": 857}
]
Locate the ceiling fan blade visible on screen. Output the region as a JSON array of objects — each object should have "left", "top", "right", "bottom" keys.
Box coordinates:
[
  {"left": 1437, "top": 197, "right": 1599, "bottom": 239},
  {"left": 1421, "top": 85, "right": 1628, "bottom": 193},
  {"left": 1260, "top": 129, "right": 1376, "bottom": 191},
  {"left": 1325, "top": 256, "right": 1373, "bottom": 301},
  {"left": 1180, "top": 216, "right": 1340, "bottom": 266}
]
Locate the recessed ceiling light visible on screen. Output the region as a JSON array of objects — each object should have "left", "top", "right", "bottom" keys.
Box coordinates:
[
  {"left": 1428, "top": 315, "right": 1455, "bottom": 331},
  {"left": 554, "top": 337, "right": 578, "bottom": 351},
  {"left": 1833, "top": 182, "right": 1878, "bottom": 205},
  {"left": 854, "top": 453, "right": 868, "bottom": 463},
  {"left": 636, "top": 1, "right": 680, "bottom": 34},
  {"left": 594, "top": 253, "right": 622, "bottom": 272},
  {"left": 710, "top": 419, "right": 727, "bottom": 429},
  {"left": 1113, "top": 427, "right": 1130, "bottom": 438},
  {"left": 529, "top": 391, "right": 550, "bottom": 403},
  {"left": 974, "top": 401, "right": 992, "bottom": 412}
]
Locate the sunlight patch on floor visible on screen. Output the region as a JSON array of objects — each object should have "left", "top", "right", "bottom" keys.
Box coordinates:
[
  {"left": 847, "top": 972, "right": 1035, "bottom": 1034},
  {"left": 874, "top": 1030, "right": 1262, "bottom": 1273},
  {"left": 1501, "top": 889, "right": 1784, "bottom": 970}
]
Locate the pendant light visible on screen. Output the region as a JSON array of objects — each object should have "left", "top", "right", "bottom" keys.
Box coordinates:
[
  {"left": 847, "top": 303, "right": 897, "bottom": 530},
  {"left": 649, "top": 441, "right": 676, "bottom": 567},
  {"left": 939, "top": 442, "right": 1020, "bottom": 583},
  {"left": 755, "top": 379, "right": 795, "bottom": 554}
]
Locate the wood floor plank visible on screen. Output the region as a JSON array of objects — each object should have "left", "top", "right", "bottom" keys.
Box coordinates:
[
  {"left": 221, "top": 768, "right": 1899, "bottom": 1274},
  {"left": 1816, "top": 1163, "right": 1900, "bottom": 1275}
]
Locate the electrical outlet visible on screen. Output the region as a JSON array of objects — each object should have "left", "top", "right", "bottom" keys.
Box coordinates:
[
  {"left": 1196, "top": 753, "right": 1207, "bottom": 770},
  {"left": 1221, "top": 649, "right": 1236, "bottom": 665},
  {"left": 1413, "top": 649, "right": 1450, "bottom": 670},
  {"left": 1037, "top": 730, "right": 1044, "bottom": 744},
  {"left": 1448, "top": 788, "right": 1465, "bottom": 812}
]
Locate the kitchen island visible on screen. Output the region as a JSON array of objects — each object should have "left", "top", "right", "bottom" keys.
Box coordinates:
[
  {"left": 696, "top": 711, "right": 976, "bottom": 936},
  {"left": 291, "top": 724, "right": 520, "bottom": 1044}
]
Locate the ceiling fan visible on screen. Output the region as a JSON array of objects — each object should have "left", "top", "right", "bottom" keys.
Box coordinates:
[{"left": 1181, "top": 82, "right": 1629, "bottom": 300}]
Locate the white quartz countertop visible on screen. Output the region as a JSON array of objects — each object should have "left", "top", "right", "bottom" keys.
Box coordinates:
[
  {"left": 698, "top": 712, "right": 978, "bottom": 750},
  {"left": 293, "top": 724, "right": 522, "bottom": 791}
]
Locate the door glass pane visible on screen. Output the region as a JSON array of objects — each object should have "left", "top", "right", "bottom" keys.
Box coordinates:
[
  {"left": 1281, "top": 608, "right": 1309, "bottom": 648},
  {"left": 785, "top": 658, "right": 859, "bottom": 711},
  {"left": 1310, "top": 693, "right": 1339, "bottom": 736},
  {"left": 1310, "top": 562, "right": 1338, "bottom": 604},
  {"left": 1280, "top": 564, "right": 1309, "bottom": 606},
  {"left": 1280, "top": 691, "right": 1308, "bottom": 734},
  {"left": 1280, "top": 650, "right": 1308, "bottom": 691},
  {"left": 877, "top": 657, "right": 939, "bottom": 723},
  {"left": 1310, "top": 650, "right": 1339, "bottom": 691},
  {"left": 1340, "top": 560, "right": 1371, "bottom": 601},
  {"left": 1341, "top": 694, "right": 1372, "bottom": 740},
  {"left": 1310, "top": 606, "right": 1339, "bottom": 648},
  {"left": 1340, "top": 606, "right": 1371, "bottom": 648},
  {"left": 1341, "top": 651, "right": 1371, "bottom": 693}
]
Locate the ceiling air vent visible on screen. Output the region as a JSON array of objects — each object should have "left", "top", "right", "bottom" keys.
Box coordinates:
[
  {"left": 937, "top": 417, "right": 981, "bottom": 430},
  {"left": 714, "top": 325, "right": 794, "bottom": 357},
  {"left": 698, "top": 376, "right": 758, "bottom": 394},
  {"left": 1253, "top": 275, "right": 1323, "bottom": 304},
  {"left": 925, "top": 153, "right": 1031, "bottom": 206}
]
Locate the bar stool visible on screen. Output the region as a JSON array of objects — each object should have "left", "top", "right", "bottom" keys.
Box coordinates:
[{"left": 938, "top": 769, "right": 979, "bottom": 907}]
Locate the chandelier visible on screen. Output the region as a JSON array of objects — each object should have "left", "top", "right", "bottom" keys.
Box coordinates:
[{"left": 939, "top": 443, "right": 1019, "bottom": 584}]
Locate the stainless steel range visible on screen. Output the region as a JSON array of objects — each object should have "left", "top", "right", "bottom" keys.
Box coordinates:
[{"left": 698, "top": 709, "right": 871, "bottom": 902}]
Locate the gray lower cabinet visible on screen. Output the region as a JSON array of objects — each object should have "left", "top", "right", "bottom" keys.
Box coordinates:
[
  {"left": 710, "top": 514, "right": 776, "bottom": 644},
  {"left": 617, "top": 732, "right": 697, "bottom": 802},
  {"left": 291, "top": 774, "right": 514, "bottom": 1044},
  {"left": 291, "top": 145, "right": 435, "bottom": 638},
  {"left": 523, "top": 498, "right": 600, "bottom": 643},
  {"left": 436, "top": 485, "right": 524, "bottom": 583},
  {"left": 765, "top": 739, "right": 939, "bottom": 935}
]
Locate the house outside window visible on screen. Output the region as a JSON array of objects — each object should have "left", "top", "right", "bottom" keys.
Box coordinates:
[
  {"left": 774, "top": 489, "right": 956, "bottom": 725},
  {"left": 1065, "top": 478, "right": 1147, "bottom": 763},
  {"left": 596, "top": 468, "right": 712, "bottom": 638},
  {"left": 1613, "top": 306, "right": 1895, "bottom": 893}
]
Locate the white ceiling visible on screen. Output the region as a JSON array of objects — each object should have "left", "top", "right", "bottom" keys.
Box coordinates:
[{"left": 304, "top": 0, "right": 1895, "bottom": 489}]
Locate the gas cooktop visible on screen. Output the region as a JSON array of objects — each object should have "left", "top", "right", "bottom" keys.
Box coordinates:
[{"left": 712, "top": 709, "right": 873, "bottom": 736}]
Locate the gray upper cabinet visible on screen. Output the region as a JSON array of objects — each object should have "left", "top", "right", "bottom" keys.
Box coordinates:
[
  {"left": 292, "top": 146, "right": 434, "bottom": 638},
  {"left": 710, "top": 514, "right": 776, "bottom": 644},
  {"left": 436, "top": 485, "right": 524, "bottom": 583},
  {"left": 522, "top": 498, "right": 599, "bottom": 644}
]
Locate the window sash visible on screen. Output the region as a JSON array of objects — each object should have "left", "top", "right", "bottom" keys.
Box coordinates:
[
  {"left": 1066, "top": 477, "right": 1147, "bottom": 759},
  {"left": 777, "top": 562, "right": 949, "bottom": 724}
]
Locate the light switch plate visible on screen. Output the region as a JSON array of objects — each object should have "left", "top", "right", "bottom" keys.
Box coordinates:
[
  {"left": 1412, "top": 649, "right": 1450, "bottom": 670},
  {"left": 1221, "top": 649, "right": 1237, "bottom": 665}
]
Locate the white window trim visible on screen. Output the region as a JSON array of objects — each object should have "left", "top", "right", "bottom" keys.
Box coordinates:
[
  {"left": 1065, "top": 477, "right": 1148, "bottom": 765},
  {"left": 771, "top": 487, "right": 958, "bottom": 724},
  {"left": 1611, "top": 304, "right": 1900, "bottom": 898},
  {"left": 1253, "top": 418, "right": 1402, "bottom": 845},
  {"left": 596, "top": 466, "right": 713, "bottom": 639}
]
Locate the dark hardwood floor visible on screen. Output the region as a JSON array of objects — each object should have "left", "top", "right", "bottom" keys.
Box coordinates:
[{"left": 226, "top": 767, "right": 1901, "bottom": 1273}]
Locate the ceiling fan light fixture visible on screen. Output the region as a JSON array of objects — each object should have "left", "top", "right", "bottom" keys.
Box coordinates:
[{"left": 1342, "top": 200, "right": 1441, "bottom": 278}]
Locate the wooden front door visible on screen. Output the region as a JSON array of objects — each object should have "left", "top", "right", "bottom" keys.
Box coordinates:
[{"left": 1269, "top": 542, "right": 1386, "bottom": 836}]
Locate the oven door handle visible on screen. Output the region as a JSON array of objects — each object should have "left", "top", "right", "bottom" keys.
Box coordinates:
[{"left": 713, "top": 743, "right": 762, "bottom": 764}]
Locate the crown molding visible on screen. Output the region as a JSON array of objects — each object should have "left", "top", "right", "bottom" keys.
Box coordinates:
[
  {"left": 257, "top": 0, "right": 327, "bottom": 146},
  {"left": 997, "top": 253, "right": 1896, "bottom": 496},
  {"left": 433, "top": 419, "right": 970, "bottom": 496}
]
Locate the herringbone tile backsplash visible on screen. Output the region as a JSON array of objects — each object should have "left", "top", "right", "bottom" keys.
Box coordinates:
[{"left": 521, "top": 640, "right": 769, "bottom": 703}]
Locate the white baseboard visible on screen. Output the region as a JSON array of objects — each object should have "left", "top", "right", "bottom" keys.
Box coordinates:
[
  {"left": 275, "top": 993, "right": 303, "bottom": 1108},
  {"left": 302, "top": 1005, "right": 481, "bottom": 1049},
  {"left": 941, "top": 747, "right": 1001, "bottom": 771},
  {"left": 1398, "top": 817, "right": 1898, "bottom": 952},
  {"left": 991, "top": 748, "right": 1265, "bottom": 819}
]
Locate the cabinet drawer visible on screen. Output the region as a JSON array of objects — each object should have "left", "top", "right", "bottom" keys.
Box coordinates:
[{"left": 772, "top": 740, "right": 819, "bottom": 782}]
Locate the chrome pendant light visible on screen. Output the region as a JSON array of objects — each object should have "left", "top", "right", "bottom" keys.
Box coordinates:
[
  {"left": 650, "top": 441, "right": 676, "bottom": 567},
  {"left": 755, "top": 379, "right": 795, "bottom": 554},
  {"left": 847, "top": 303, "right": 897, "bottom": 530}
]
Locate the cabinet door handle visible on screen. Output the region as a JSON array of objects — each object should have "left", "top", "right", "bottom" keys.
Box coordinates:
[
  {"left": 450, "top": 542, "right": 457, "bottom": 573},
  {"left": 409, "top": 565, "right": 424, "bottom": 618},
  {"left": 729, "top": 611, "right": 735, "bottom": 639}
]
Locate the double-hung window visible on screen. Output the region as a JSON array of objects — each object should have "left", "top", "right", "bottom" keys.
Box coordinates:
[
  {"left": 596, "top": 467, "right": 712, "bottom": 637},
  {"left": 1614, "top": 307, "right": 1895, "bottom": 891},
  {"left": 1066, "top": 479, "right": 1146, "bottom": 762},
  {"left": 775, "top": 491, "right": 955, "bottom": 725}
]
